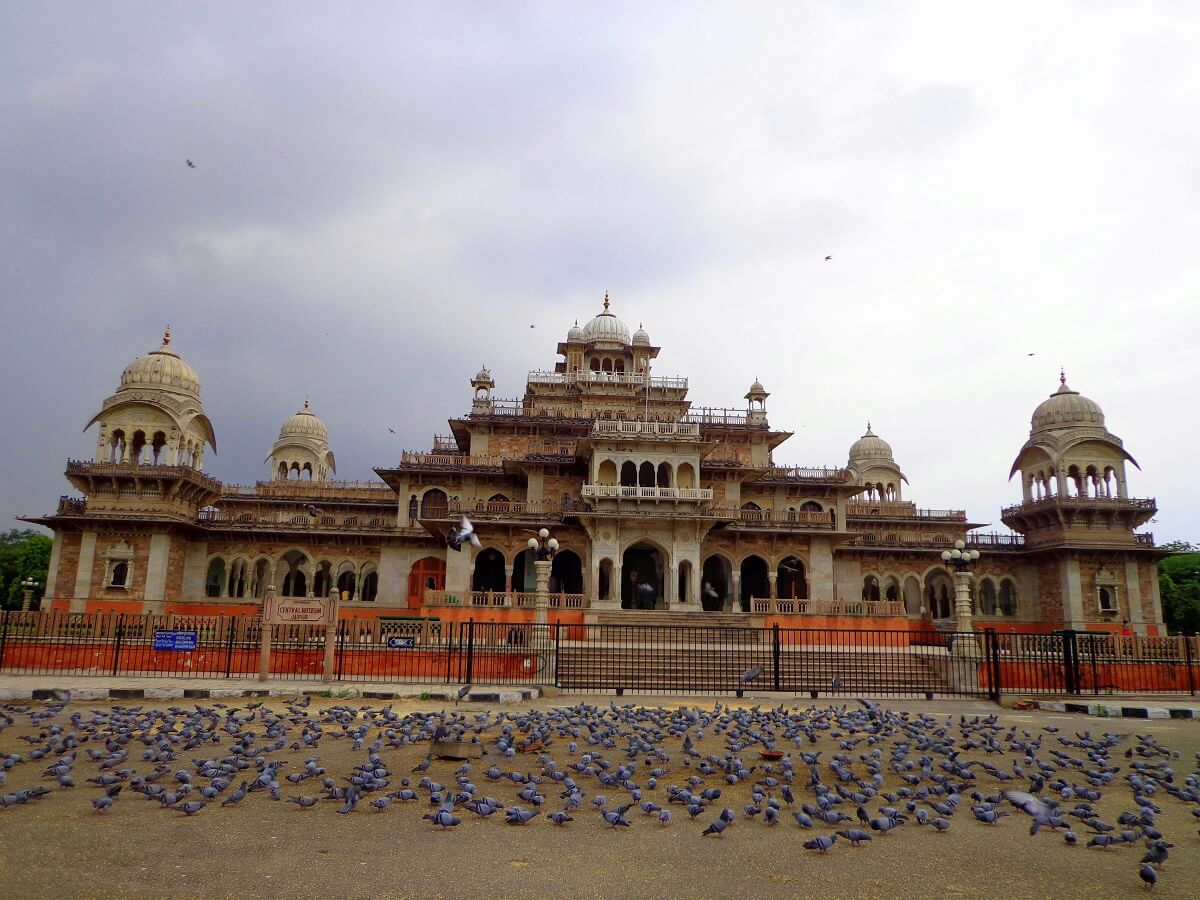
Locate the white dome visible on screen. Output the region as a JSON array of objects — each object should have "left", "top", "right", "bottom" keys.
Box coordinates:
[
  {"left": 581, "top": 294, "right": 630, "bottom": 345},
  {"left": 632, "top": 324, "right": 650, "bottom": 345},
  {"left": 849, "top": 424, "right": 893, "bottom": 461},
  {"left": 567, "top": 320, "right": 584, "bottom": 342},
  {"left": 279, "top": 399, "right": 328, "bottom": 440},
  {"left": 1031, "top": 375, "right": 1105, "bottom": 433},
  {"left": 119, "top": 329, "right": 200, "bottom": 399}
]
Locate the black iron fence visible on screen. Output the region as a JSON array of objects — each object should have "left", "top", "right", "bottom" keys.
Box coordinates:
[{"left": 0, "top": 611, "right": 1195, "bottom": 699}]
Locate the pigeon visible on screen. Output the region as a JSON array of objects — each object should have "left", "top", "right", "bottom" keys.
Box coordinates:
[
  {"left": 448, "top": 517, "right": 481, "bottom": 551},
  {"left": 824, "top": 255, "right": 832, "bottom": 261},
  {"left": 305, "top": 504, "right": 321, "bottom": 518},
  {"left": 548, "top": 811, "right": 573, "bottom": 826},
  {"left": 701, "top": 818, "right": 728, "bottom": 838},
  {"left": 424, "top": 809, "right": 460, "bottom": 829},
  {"left": 454, "top": 685, "right": 471, "bottom": 705},
  {"left": 186, "top": 160, "right": 196, "bottom": 168},
  {"left": 803, "top": 834, "right": 838, "bottom": 852},
  {"left": 740, "top": 667, "right": 762, "bottom": 685},
  {"left": 1138, "top": 863, "right": 1157, "bottom": 891},
  {"left": 221, "top": 783, "right": 248, "bottom": 807},
  {"left": 505, "top": 807, "right": 539, "bottom": 825},
  {"left": 388, "top": 428, "right": 396, "bottom": 434},
  {"left": 288, "top": 796, "right": 318, "bottom": 810},
  {"left": 177, "top": 801, "right": 206, "bottom": 816},
  {"left": 837, "top": 828, "right": 873, "bottom": 846},
  {"left": 601, "top": 804, "right": 633, "bottom": 828}
]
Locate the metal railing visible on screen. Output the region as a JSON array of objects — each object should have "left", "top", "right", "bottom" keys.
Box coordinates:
[{"left": 1, "top": 611, "right": 1194, "bottom": 698}]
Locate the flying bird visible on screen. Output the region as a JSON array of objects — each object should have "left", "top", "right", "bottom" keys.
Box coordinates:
[
  {"left": 305, "top": 505, "right": 321, "bottom": 518},
  {"left": 447, "top": 517, "right": 481, "bottom": 552},
  {"left": 824, "top": 255, "right": 832, "bottom": 261},
  {"left": 186, "top": 159, "right": 196, "bottom": 168},
  {"left": 388, "top": 428, "right": 396, "bottom": 434},
  {"left": 740, "top": 667, "right": 762, "bottom": 684}
]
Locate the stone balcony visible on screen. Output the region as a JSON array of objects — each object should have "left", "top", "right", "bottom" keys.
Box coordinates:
[
  {"left": 847, "top": 501, "right": 967, "bottom": 520},
  {"left": 581, "top": 484, "right": 714, "bottom": 502},
  {"left": 398, "top": 451, "right": 506, "bottom": 471}
]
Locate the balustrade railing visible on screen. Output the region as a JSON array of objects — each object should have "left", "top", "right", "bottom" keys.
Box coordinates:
[
  {"left": 749, "top": 597, "right": 906, "bottom": 616},
  {"left": 683, "top": 407, "right": 757, "bottom": 427},
  {"left": 221, "top": 481, "right": 394, "bottom": 500},
  {"left": 1002, "top": 496, "right": 1157, "bottom": 516},
  {"left": 591, "top": 420, "right": 701, "bottom": 438},
  {"left": 448, "top": 499, "right": 569, "bottom": 519},
  {"left": 527, "top": 370, "right": 688, "bottom": 390},
  {"left": 197, "top": 509, "right": 399, "bottom": 530},
  {"left": 400, "top": 451, "right": 505, "bottom": 469},
  {"left": 764, "top": 465, "right": 851, "bottom": 482},
  {"left": 847, "top": 502, "right": 966, "bottom": 519},
  {"left": 423, "top": 589, "right": 587, "bottom": 609},
  {"left": 581, "top": 485, "right": 714, "bottom": 501},
  {"left": 724, "top": 508, "right": 834, "bottom": 527}
]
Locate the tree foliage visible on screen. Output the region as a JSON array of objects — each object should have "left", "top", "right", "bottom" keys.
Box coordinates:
[
  {"left": 0, "top": 529, "right": 53, "bottom": 610},
  {"left": 1158, "top": 546, "right": 1200, "bottom": 635}
]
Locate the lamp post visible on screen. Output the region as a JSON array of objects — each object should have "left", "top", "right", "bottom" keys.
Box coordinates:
[
  {"left": 941, "top": 540, "right": 981, "bottom": 658},
  {"left": 20, "top": 578, "right": 41, "bottom": 612},
  {"left": 527, "top": 528, "right": 559, "bottom": 625}
]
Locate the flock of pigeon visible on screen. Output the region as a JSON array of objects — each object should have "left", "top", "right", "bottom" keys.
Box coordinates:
[{"left": 1, "top": 694, "right": 1197, "bottom": 892}]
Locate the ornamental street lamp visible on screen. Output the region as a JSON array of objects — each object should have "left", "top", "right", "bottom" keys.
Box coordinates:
[
  {"left": 941, "top": 540, "right": 981, "bottom": 657},
  {"left": 527, "top": 529, "right": 560, "bottom": 624},
  {"left": 20, "top": 578, "right": 41, "bottom": 612}
]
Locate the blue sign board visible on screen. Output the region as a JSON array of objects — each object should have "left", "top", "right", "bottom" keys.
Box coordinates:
[
  {"left": 386, "top": 635, "right": 415, "bottom": 649},
  {"left": 154, "top": 630, "right": 199, "bottom": 651}
]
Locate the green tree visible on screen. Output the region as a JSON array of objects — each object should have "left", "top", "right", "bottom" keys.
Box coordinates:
[
  {"left": 0, "top": 528, "right": 52, "bottom": 610},
  {"left": 1158, "top": 546, "right": 1200, "bottom": 634}
]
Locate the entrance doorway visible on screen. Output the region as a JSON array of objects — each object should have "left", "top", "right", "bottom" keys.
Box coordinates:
[
  {"left": 701, "top": 555, "right": 731, "bottom": 612},
  {"left": 739, "top": 555, "right": 769, "bottom": 612},
  {"left": 622, "top": 542, "right": 664, "bottom": 609}
]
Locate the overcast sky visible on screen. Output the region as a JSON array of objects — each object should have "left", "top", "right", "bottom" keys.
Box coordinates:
[{"left": 2, "top": 2, "right": 1197, "bottom": 542}]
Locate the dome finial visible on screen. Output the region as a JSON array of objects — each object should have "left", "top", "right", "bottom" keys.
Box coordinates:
[
  {"left": 1060, "top": 367, "right": 1066, "bottom": 386},
  {"left": 162, "top": 326, "right": 171, "bottom": 348},
  {"left": 303, "top": 396, "right": 310, "bottom": 410},
  {"left": 603, "top": 291, "right": 610, "bottom": 311},
  {"left": 866, "top": 420, "right": 872, "bottom": 433}
]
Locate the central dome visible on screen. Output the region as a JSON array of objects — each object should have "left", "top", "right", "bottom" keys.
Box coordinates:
[
  {"left": 849, "top": 424, "right": 894, "bottom": 461},
  {"left": 581, "top": 293, "right": 631, "bottom": 345},
  {"left": 119, "top": 329, "right": 200, "bottom": 399},
  {"left": 278, "top": 399, "right": 328, "bottom": 440},
  {"left": 1031, "top": 375, "right": 1105, "bottom": 433}
]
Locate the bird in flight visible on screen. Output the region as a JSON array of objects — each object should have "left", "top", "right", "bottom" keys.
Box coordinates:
[
  {"left": 824, "top": 255, "right": 833, "bottom": 261},
  {"left": 186, "top": 160, "right": 196, "bottom": 168},
  {"left": 1027, "top": 353, "right": 1036, "bottom": 357},
  {"left": 305, "top": 504, "right": 321, "bottom": 518},
  {"left": 387, "top": 428, "right": 396, "bottom": 434},
  {"left": 448, "top": 517, "right": 481, "bottom": 552}
]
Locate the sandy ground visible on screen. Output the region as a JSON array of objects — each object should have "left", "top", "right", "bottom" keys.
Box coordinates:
[{"left": 0, "top": 695, "right": 1196, "bottom": 899}]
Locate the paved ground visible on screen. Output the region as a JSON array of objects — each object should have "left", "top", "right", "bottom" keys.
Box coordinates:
[{"left": 0, "top": 694, "right": 1196, "bottom": 898}]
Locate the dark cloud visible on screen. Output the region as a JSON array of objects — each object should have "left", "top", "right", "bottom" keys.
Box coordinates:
[{"left": 0, "top": 3, "right": 1194, "bottom": 543}]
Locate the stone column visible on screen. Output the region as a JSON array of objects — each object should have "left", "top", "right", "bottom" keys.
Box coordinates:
[
  {"left": 728, "top": 571, "right": 740, "bottom": 613},
  {"left": 952, "top": 570, "right": 980, "bottom": 657},
  {"left": 768, "top": 573, "right": 778, "bottom": 613},
  {"left": 504, "top": 566, "right": 513, "bottom": 593},
  {"left": 534, "top": 559, "right": 552, "bottom": 625}
]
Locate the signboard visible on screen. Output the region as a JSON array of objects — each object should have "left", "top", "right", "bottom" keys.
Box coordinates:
[
  {"left": 154, "top": 630, "right": 199, "bottom": 651},
  {"left": 386, "top": 635, "right": 415, "bottom": 649},
  {"left": 263, "top": 594, "right": 338, "bottom": 626}
]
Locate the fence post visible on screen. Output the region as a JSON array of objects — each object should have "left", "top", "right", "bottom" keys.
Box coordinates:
[
  {"left": 336, "top": 619, "right": 348, "bottom": 681},
  {"left": 771, "top": 623, "right": 781, "bottom": 692},
  {"left": 552, "top": 622, "right": 560, "bottom": 688},
  {"left": 1087, "top": 633, "right": 1100, "bottom": 696},
  {"left": 465, "top": 618, "right": 475, "bottom": 685},
  {"left": 112, "top": 614, "right": 126, "bottom": 676},
  {"left": 0, "top": 610, "right": 8, "bottom": 670},
  {"left": 1185, "top": 634, "right": 1196, "bottom": 698},
  {"left": 223, "top": 615, "right": 236, "bottom": 678},
  {"left": 985, "top": 628, "right": 1001, "bottom": 704},
  {"left": 1060, "top": 630, "right": 1078, "bottom": 695}
]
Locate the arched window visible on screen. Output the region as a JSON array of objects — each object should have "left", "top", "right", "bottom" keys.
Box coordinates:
[
  {"left": 656, "top": 462, "right": 672, "bottom": 488},
  {"left": 110, "top": 562, "right": 129, "bottom": 588},
  {"left": 999, "top": 579, "right": 1018, "bottom": 616},
  {"left": 861, "top": 575, "right": 880, "bottom": 602},
  {"left": 800, "top": 501, "right": 822, "bottom": 513},
  {"left": 205, "top": 559, "right": 226, "bottom": 598},
  {"left": 420, "top": 489, "right": 448, "bottom": 519},
  {"left": 602, "top": 358, "right": 613, "bottom": 372},
  {"left": 620, "top": 461, "right": 638, "bottom": 487},
  {"left": 590, "top": 357, "right": 601, "bottom": 372},
  {"left": 979, "top": 578, "right": 997, "bottom": 615},
  {"left": 360, "top": 571, "right": 378, "bottom": 602},
  {"left": 408, "top": 495, "right": 418, "bottom": 520},
  {"left": 598, "top": 460, "right": 618, "bottom": 485},
  {"left": 639, "top": 461, "right": 655, "bottom": 487},
  {"left": 614, "top": 359, "right": 625, "bottom": 373}
]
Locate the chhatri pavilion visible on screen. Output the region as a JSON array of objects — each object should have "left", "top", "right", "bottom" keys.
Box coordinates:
[{"left": 25, "top": 297, "right": 1166, "bottom": 634}]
